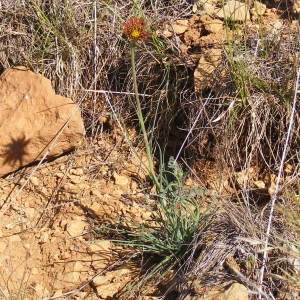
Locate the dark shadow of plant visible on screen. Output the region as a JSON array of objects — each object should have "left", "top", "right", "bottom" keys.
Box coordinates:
[{"left": 2, "top": 134, "right": 30, "bottom": 167}]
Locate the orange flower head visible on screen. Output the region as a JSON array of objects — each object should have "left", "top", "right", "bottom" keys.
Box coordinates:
[{"left": 123, "top": 16, "right": 150, "bottom": 41}]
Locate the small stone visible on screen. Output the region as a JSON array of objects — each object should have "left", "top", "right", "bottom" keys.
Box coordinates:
[
  {"left": 221, "top": 283, "right": 248, "bottom": 300},
  {"left": 113, "top": 172, "right": 130, "bottom": 187},
  {"left": 268, "top": 182, "right": 276, "bottom": 196},
  {"left": 197, "top": 0, "right": 218, "bottom": 15},
  {"left": 284, "top": 163, "right": 294, "bottom": 175},
  {"left": 68, "top": 174, "right": 82, "bottom": 184},
  {"left": 172, "top": 19, "right": 189, "bottom": 34},
  {"left": 62, "top": 182, "right": 86, "bottom": 193},
  {"left": 74, "top": 292, "right": 88, "bottom": 299},
  {"left": 253, "top": 180, "right": 265, "bottom": 189},
  {"left": 55, "top": 172, "right": 65, "bottom": 179},
  {"left": 217, "top": 0, "right": 250, "bottom": 22},
  {"left": 89, "top": 240, "right": 112, "bottom": 253},
  {"left": 194, "top": 48, "right": 223, "bottom": 92},
  {"left": 199, "top": 282, "right": 249, "bottom": 300},
  {"left": 39, "top": 231, "right": 49, "bottom": 244},
  {"left": 250, "top": 1, "right": 266, "bottom": 19},
  {"left": 93, "top": 269, "right": 131, "bottom": 298},
  {"left": 67, "top": 218, "right": 86, "bottom": 237},
  {"left": 293, "top": 0, "right": 300, "bottom": 14},
  {"left": 29, "top": 176, "right": 39, "bottom": 186},
  {"left": 70, "top": 168, "right": 84, "bottom": 176},
  {"left": 200, "top": 15, "right": 223, "bottom": 34}
]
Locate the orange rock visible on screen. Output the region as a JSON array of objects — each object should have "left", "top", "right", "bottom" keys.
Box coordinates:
[{"left": 0, "top": 67, "right": 85, "bottom": 177}]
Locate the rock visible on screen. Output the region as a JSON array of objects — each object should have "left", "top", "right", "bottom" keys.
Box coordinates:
[
  {"left": 93, "top": 268, "right": 131, "bottom": 299},
  {"left": 284, "top": 163, "right": 294, "bottom": 175},
  {"left": 0, "top": 67, "right": 85, "bottom": 177},
  {"left": 218, "top": 283, "right": 249, "bottom": 300},
  {"left": 250, "top": 1, "right": 266, "bottom": 19},
  {"left": 194, "top": 48, "right": 223, "bottom": 92},
  {"left": 68, "top": 174, "right": 83, "bottom": 184},
  {"left": 200, "top": 15, "right": 223, "bottom": 34},
  {"left": 70, "top": 168, "right": 84, "bottom": 176},
  {"left": 254, "top": 180, "right": 266, "bottom": 189},
  {"left": 196, "top": 0, "right": 219, "bottom": 15},
  {"left": 172, "top": 19, "right": 189, "bottom": 35},
  {"left": 89, "top": 240, "right": 112, "bottom": 253},
  {"left": 293, "top": 0, "right": 300, "bottom": 14},
  {"left": 62, "top": 182, "right": 86, "bottom": 193},
  {"left": 33, "top": 283, "right": 49, "bottom": 299},
  {"left": 113, "top": 172, "right": 130, "bottom": 187},
  {"left": 67, "top": 218, "right": 87, "bottom": 237},
  {"left": 29, "top": 176, "right": 40, "bottom": 186},
  {"left": 191, "top": 282, "right": 249, "bottom": 300},
  {"left": 217, "top": 0, "right": 250, "bottom": 22}
]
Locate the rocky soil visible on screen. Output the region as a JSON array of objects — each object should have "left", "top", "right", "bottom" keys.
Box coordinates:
[
  {"left": 0, "top": 130, "right": 155, "bottom": 299},
  {"left": 0, "top": 0, "right": 299, "bottom": 299}
]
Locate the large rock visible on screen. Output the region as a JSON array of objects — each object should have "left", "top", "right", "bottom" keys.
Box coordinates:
[{"left": 0, "top": 67, "right": 85, "bottom": 177}]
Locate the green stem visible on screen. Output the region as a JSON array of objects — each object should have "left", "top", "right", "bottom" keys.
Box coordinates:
[{"left": 130, "top": 41, "right": 159, "bottom": 189}]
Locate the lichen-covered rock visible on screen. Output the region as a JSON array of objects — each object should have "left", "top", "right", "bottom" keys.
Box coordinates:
[{"left": 0, "top": 67, "right": 85, "bottom": 177}]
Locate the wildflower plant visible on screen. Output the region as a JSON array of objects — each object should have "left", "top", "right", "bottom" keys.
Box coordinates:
[
  {"left": 123, "top": 16, "right": 159, "bottom": 188},
  {"left": 95, "top": 16, "right": 213, "bottom": 292},
  {"left": 123, "top": 16, "right": 150, "bottom": 42}
]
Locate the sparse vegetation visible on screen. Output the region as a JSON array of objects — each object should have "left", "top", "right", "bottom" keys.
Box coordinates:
[{"left": 0, "top": 0, "right": 299, "bottom": 299}]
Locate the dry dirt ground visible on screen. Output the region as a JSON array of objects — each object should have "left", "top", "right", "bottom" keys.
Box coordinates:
[
  {"left": 0, "top": 123, "right": 232, "bottom": 299},
  {"left": 0, "top": 128, "right": 162, "bottom": 299}
]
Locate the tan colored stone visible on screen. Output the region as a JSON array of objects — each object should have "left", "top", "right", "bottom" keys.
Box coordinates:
[
  {"left": 93, "top": 268, "right": 131, "bottom": 299},
  {"left": 194, "top": 48, "right": 223, "bottom": 92},
  {"left": 29, "top": 176, "right": 40, "bottom": 186},
  {"left": 200, "top": 15, "right": 223, "bottom": 34},
  {"left": 172, "top": 19, "right": 189, "bottom": 35},
  {"left": 68, "top": 174, "right": 83, "bottom": 184},
  {"left": 284, "top": 163, "right": 294, "bottom": 175},
  {"left": 250, "top": 1, "right": 267, "bottom": 19},
  {"left": 254, "top": 180, "right": 266, "bottom": 189},
  {"left": 197, "top": 0, "right": 218, "bottom": 15},
  {"left": 194, "top": 282, "right": 249, "bottom": 300},
  {"left": 89, "top": 240, "right": 112, "bottom": 253},
  {"left": 217, "top": 0, "right": 250, "bottom": 21},
  {"left": 0, "top": 67, "right": 85, "bottom": 177},
  {"left": 62, "top": 182, "right": 86, "bottom": 193},
  {"left": 70, "top": 168, "right": 84, "bottom": 176},
  {"left": 67, "top": 218, "right": 87, "bottom": 237},
  {"left": 293, "top": 0, "right": 300, "bottom": 13},
  {"left": 219, "top": 283, "right": 248, "bottom": 300},
  {"left": 113, "top": 172, "right": 130, "bottom": 187}
]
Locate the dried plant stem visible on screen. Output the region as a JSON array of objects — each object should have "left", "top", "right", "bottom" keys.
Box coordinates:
[
  {"left": 258, "top": 67, "right": 300, "bottom": 298},
  {"left": 130, "top": 42, "right": 159, "bottom": 188},
  {"left": 91, "top": 0, "right": 98, "bottom": 138}
]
